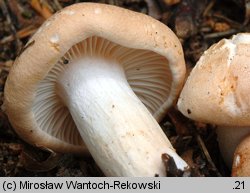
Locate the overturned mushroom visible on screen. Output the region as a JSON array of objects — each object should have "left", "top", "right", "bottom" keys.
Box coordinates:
[
  {"left": 177, "top": 33, "right": 250, "bottom": 176},
  {"left": 4, "top": 3, "right": 188, "bottom": 176}
]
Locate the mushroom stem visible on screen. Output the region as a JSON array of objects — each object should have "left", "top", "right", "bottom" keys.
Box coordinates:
[
  {"left": 216, "top": 126, "right": 250, "bottom": 173},
  {"left": 57, "top": 56, "right": 188, "bottom": 176}
]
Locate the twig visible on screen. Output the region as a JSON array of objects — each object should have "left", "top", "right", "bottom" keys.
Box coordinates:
[
  {"left": 203, "top": 0, "right": 216, "bottom": 17},
  {"left": 213, "top": 13, "right": 243, "bottom": 29},
  {"left": 0, "top": 0, "right": 22, "bottom": 52},
  {"left": 53, "top": 0, "right": 63, "bottom": 10},
  {"left": 29, "top": 0, "right": 53, "bottom": 19},
  {"left": 0, "top": 25, "right": 37, "bottom": 44},
  {"left": 204, "top": 29, "right": 238, "bottom": 39},
  {"left": 195, "top": 133, "right": 222, "bottom": 176}
]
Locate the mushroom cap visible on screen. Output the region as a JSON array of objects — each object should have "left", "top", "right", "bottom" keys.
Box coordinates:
[
  {"left": 232, "top": 134, "right": 250, "bottom": 176},
  {"left": 178, "top": 33, "right": 250, "bottom": 126},
  {"left": 4, "top": 3, "right": 186, "bottom": 153}
]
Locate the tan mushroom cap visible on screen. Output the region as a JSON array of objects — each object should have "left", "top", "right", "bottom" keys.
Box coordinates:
[
  {"left": 4, "top": 3, "right": 186, "bottom": 154},
  {"left": 178, "top": 33, "right": 250, "bottom": 126},
  {"left": 232, "top": 135, "right": 250, "bottom": 176}
]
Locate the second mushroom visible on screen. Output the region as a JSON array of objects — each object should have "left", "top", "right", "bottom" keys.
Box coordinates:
[
  {"left": 4, "top": 3, "right": 188, "bottom": 176},
  {"left": 178, "top": 33, "right": 250, "bottom": 176}
]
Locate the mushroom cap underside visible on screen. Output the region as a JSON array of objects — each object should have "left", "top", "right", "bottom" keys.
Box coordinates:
[{"left": 4, "top": 3, "right": 186, "bottom": 153}]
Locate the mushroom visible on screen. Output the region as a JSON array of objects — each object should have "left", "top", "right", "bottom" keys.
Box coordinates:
[
  {"left": 4, "top": 3, "right": 188, "bottom": 176},
  {"left": 177, "top": 33, "right": 250, "bottom": 176}
]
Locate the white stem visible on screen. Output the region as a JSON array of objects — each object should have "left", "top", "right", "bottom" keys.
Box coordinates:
[
  {"left": 57, "top": 57, "right": 188, "bottom": 176},
  {"left": 217, "top": 126, "right": 250, "bottom": 167}
]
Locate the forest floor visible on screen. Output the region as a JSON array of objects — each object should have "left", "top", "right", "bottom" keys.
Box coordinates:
[{"left": 0, "top": 0, "right": 249, "bottom": 177}]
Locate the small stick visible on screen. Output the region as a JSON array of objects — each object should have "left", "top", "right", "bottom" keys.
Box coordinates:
[
  {"left": 30, "top": 0, "right": 53, "bottom": 19},
  {"left": 204, "top": 29, "right": 238, "bottom": 39},
  {"left": 213, "top": 13, "right": 242, "bottom": 29},
  {"left": 0, "top": 0, "right": 22, "bottom": 52},
  {"left": 203, "top": 0, "right": 216, "bottom": 17},
  {"left": 195, "top": 133, "right": 222, "bottom": 176},
  {"left": 0, "top": 25, "right": 37, "bottom": 44},
  {"left": 53, "top": 0, "right": 63, "bottom": 10}
]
